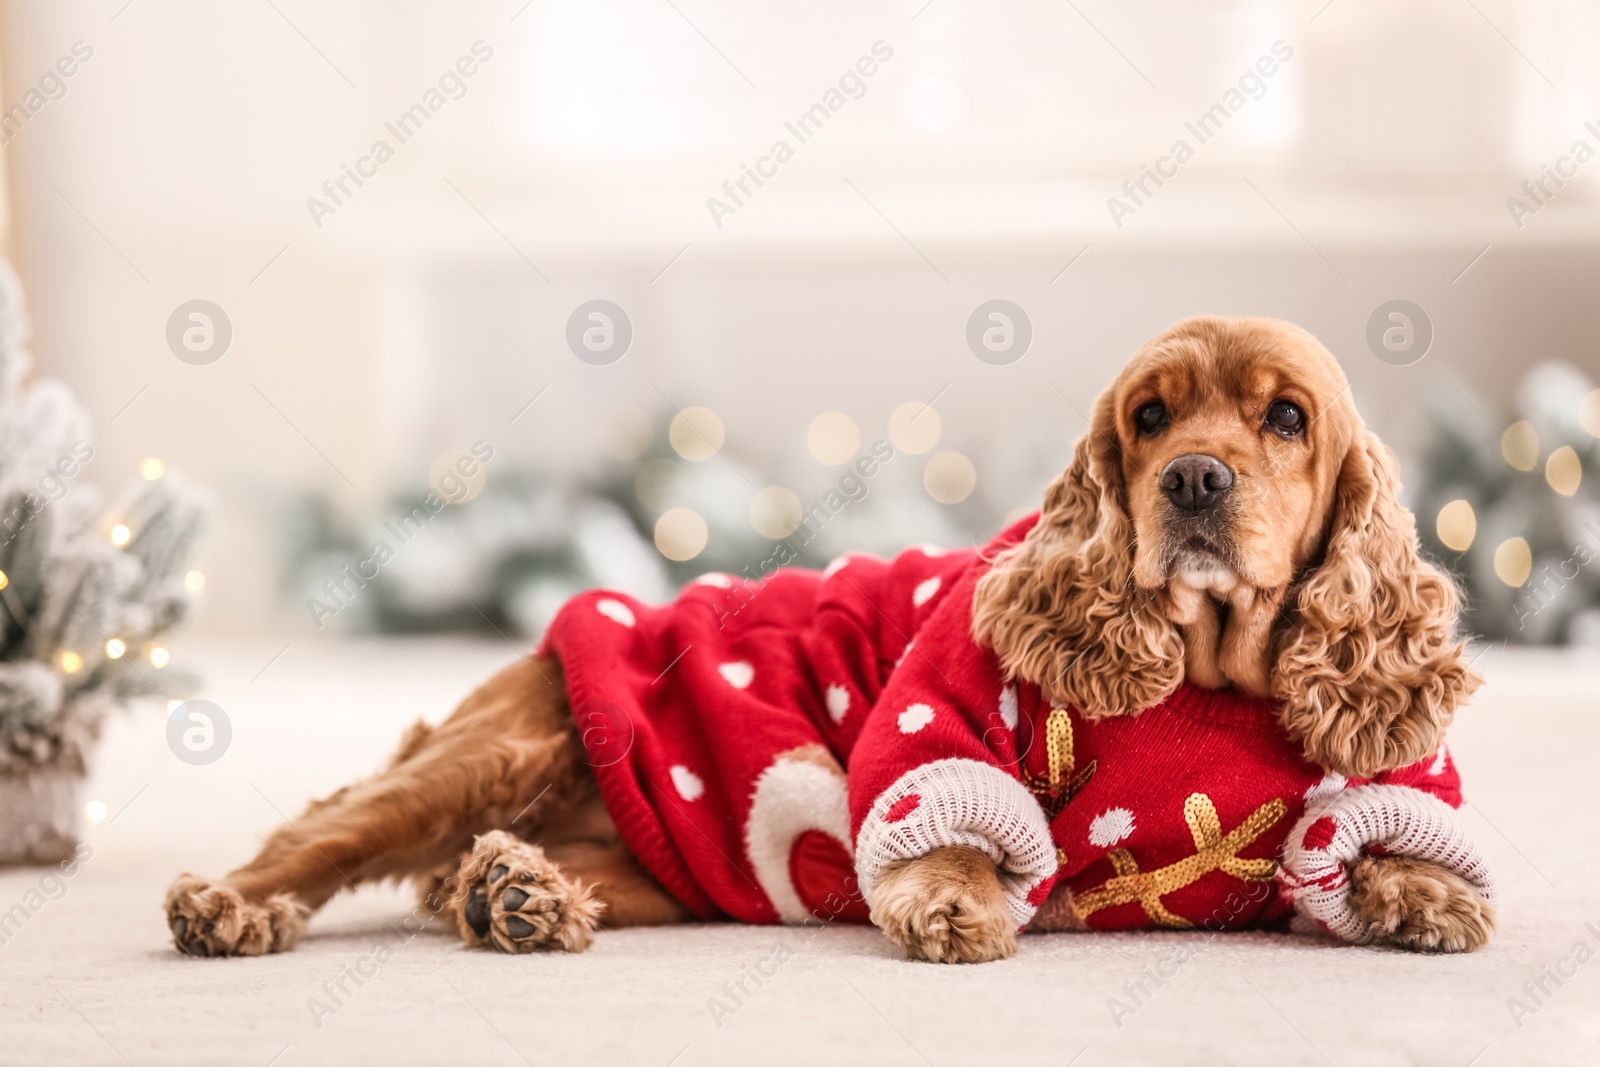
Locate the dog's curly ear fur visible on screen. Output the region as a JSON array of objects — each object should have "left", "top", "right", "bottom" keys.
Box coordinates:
[
  {"left": 971, "top": 391, "right": 1183, "bottom": 717},
  {"left": 1273, "top": 429, "right": 1480, "bottom": 777}
]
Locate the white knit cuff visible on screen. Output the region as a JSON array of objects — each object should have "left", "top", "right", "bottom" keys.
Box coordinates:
[
  {"left": 855, "top": 758, "right": 1058, "bottom": 929},
  {"left": 1277, "top": 783, "right": 1499, "bottom": 943}
]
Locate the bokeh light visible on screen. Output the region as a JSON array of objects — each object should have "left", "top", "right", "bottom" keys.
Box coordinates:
[
  {"left": 1435, "top": 499, "right": 1476, "bottom": 552},
  {"left": 428, "top": 448, "right": 488, "bottom": 504},
  {"left": 889, "top": 401, "right": 942, "bottom": 455},
  {"left": 141, "top": 458, "right": 165, "bottom": 480},
  {"left": 924, "top": 451, "right": 977, "bottom": 504},
  {"left": 807, "top": 412, "right": 861, "bottom": 465},
  {"left": 750, "top": 487, "right": 803, "bottom": 539},
  {"left": 654, "top": 507, "right": 708, "bottom": 561},
  {"left": 1582, "top": 389, "right": 1600, "bottom": 437},
  {"left": 1500, "top": 420, "right": 1539, "bottom": 471},
  {"left": 1546, "top": 445, "right": 1582, "bottom": 496},
  {"left": 669, "top": 407, "right": 725, "bottom": 461},
  {"left": 1493, "top": 536, "right": 1532, "bottom": 587}
]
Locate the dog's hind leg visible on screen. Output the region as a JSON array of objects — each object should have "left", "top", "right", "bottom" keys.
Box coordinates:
[{"left": 164, "top": 654, "right": 586, "bottom": 957}]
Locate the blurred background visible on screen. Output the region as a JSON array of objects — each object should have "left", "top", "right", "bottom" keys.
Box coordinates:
[
  {"left": 3, "top": 0, "right": 1600, "bottom": 649},
  {"left": 4, "top": 5, "right": 1600, "bottom": 1061}
]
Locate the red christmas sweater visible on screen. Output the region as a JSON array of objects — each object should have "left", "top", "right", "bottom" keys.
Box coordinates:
[{"left": 540, "top": 515, "right": 1496, "bottom": 938}]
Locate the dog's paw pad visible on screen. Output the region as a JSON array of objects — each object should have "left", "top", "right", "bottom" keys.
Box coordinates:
[
  {"left": 463, "top": 885, "right": 492, "bottom": 939},
  {"left": 164, "top": 875, "right": 308, "bottom": 958},
  {"left": 451, "top": 832, "right": 603, "bottom": 954}
]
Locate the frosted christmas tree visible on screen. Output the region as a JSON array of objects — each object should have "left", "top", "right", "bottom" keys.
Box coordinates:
[
  {"left": 0, "top": 261, "right": 208, "bottom": 863},
  {"left": 1416, "top": 361, "right": 1600, "bottom": 644}
]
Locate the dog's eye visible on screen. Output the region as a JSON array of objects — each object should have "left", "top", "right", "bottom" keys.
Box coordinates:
[
  {"left": 1265, "top": 399, "right": 1306, "bottom": 437},
  {"left": 1134, "top": 401, "right": 1168, "bottom": 436}
]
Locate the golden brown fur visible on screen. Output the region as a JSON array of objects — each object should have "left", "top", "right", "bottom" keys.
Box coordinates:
[
  {"left": 968, "top": 391, "right": 1187, "bottom": 717},
  {"left": 1347, "top": 854, "right": 1496, "bottom": 952},
  {"left": 971, "top": 316, "right": 1480, "bottom": 771},
  {"left": 165, "top": 315, "right": 1491, "bottom": 964},
  {"left": 869, "top": 846, "right": 1018, "bottom": 963},
  {"left": 896, "top": 316, "right": 1489, "bottom": 961},
  {"left": 165, "top": 655, "right": 687, "bottom": 958}
]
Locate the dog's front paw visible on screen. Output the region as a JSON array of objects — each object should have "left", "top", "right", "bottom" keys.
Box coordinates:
[
  {"left": 164, "top": 875, "right": 309, "bottom": 957},
  {"left": 451, "top": 831, "right": 603, "bottom": 954},
  {"left": 1348, "top": 855, "right": 1495, "bottom": 953},
  {"left": 870, "top": 846, "right": 1016, "bottom": 964}
]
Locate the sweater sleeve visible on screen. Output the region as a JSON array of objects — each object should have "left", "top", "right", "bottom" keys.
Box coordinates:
[
  {"left": 847, "top": 566, "right": 1057, "bottom": 929},
  {"left": 1275, "top": 743, "right": 1497, "bottom": 942}
]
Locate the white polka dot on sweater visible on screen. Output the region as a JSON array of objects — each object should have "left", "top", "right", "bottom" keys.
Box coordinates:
[
  {"left": 595, "top": 598, "right": 635, "bottom": 627},
  {"left": 1304, "top": 772, "right": 1347, "bottom": 805},
  {"left": 718, "top": 661, "right": 754, "bottom": 689},
  {"left": 1088, "top": 807, "right": 1135, "bottom": 847},
  {"left": 670, "top": 765, "right": 704, "bottom": 801},
  {"left": 898, "top": 703, "right": 935, "bottom": 734},
  {"left": 825, "top": 684, "right": 851, "bottom": 724},
  {"left": 915, "top": 544, "right": 948, "bottom": 557},
  {"left": 1428, "top": 743, "right": 1450, "bottom": 776},
  {"left": 998, "top": 685, "right": 1019, "bottom": 730},
  {"left": 692, "top": 572, "right": 733, "bottom": 588},
  {"left": 823, "top": 555, "right": 852, "bottom": 579},
  {"left": 912, "top": 576, "right": 941, "bottom": 607},
  {"left": 895, "top": 639, "right": 915, "bottom": 668}
]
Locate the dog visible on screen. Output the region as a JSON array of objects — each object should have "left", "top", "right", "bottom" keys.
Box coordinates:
[{"left": 164, "top": 315, "right": 1493, "bottom": 962}]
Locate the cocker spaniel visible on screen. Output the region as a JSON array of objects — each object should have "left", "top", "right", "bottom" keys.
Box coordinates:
[{"left": 164, "top": 315, "right": 1492, "bottom": 962}]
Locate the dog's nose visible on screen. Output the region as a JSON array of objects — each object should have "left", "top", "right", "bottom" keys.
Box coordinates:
[{"left": 1160, "top": 454, "right": 1234, "bottom": 512}]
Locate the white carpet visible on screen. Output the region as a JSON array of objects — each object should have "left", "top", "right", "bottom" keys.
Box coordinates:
[{"left": 1, "top": 638, "right": 1597, "bottom": 1066}]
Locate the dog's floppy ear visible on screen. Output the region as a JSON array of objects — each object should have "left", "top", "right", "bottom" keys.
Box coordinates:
[
  {"left": 1273, "top": 429, "right": 1480, "bottom": 777},
  {"left": 972, "top": 389, "right": 1183, "bottom": 717}
]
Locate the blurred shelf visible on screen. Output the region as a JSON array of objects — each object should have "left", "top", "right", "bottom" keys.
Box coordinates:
[{"left": 295, "top": 177, "right": 1600, "bottom": 267}]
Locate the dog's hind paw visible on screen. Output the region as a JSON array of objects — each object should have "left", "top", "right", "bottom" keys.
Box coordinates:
[
  {"left": 450, "top": 831, "right": 603, "bottom": 954},
  {"left": 164, "top": 875, "right": 309, "bottom": 957}
]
